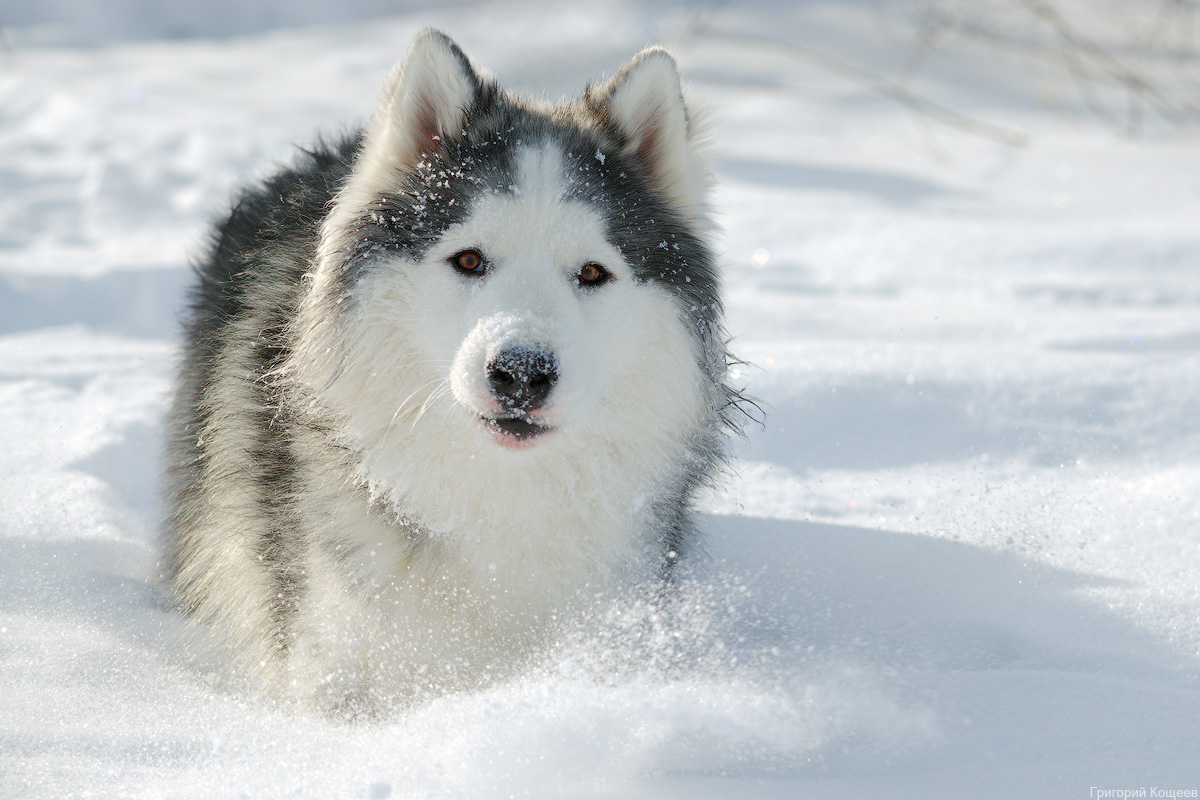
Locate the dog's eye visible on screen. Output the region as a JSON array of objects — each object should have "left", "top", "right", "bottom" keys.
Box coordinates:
[
  {"left": 451, "top": 249, "right": 487, "bottom": 275},
  {"left": 577, "top": 263, "right": 612, "bottom": 287}
]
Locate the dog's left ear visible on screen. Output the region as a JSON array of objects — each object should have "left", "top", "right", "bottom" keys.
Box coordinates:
[
  {"left": 590, "top": 48, "right": 709, "bottom": 220},
  {"left": 375, "top": 29, "right": 484, "bottom": 169}
]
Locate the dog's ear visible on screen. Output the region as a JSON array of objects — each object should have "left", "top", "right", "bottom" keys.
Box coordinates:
[
  {"left": 316, "top": 31, "right": 485, "bottom": 301},
  {"left": 374, "top": 29, "right": 482, "bottom": 169},
  {"left": 591, "top": 48, "right": 709, "bottom": 220}
]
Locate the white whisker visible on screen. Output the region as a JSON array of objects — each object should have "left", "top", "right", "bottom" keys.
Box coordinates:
[{"left": 388, "top": 376, "right": 449, "bottom": 429}]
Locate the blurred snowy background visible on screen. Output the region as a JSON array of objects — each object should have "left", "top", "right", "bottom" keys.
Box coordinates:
[{"left": 2, "top": 0, "right": 1199, "bottom": 797}]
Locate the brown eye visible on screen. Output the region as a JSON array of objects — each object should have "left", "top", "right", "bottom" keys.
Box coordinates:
[
  {"left": 577, "top": 263, "right": 611, "bottom": 286},
  {"left": 451, "top": 249, "right": 486, "bottom": 274}
]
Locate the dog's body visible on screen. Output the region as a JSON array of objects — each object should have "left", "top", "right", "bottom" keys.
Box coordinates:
[{"left": 165, "top": 30, "right": 737, "bottom": 712}]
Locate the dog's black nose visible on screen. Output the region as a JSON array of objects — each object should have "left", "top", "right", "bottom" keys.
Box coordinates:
[{"left": 487, "top": 345, "right": 558, "bottom": 412}]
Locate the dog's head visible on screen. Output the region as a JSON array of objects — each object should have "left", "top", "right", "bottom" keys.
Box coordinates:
[{"left": 288, "top": 31, "right": 728, "bottom": 520}]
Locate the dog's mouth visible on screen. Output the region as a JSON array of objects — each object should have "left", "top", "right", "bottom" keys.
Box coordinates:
[{"left": 482, "top": 414, "right": 553, "bottom": 443}]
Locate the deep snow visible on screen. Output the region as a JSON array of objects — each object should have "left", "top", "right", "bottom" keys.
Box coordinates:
[{"left": 2, "top": 1, "right": 1199, "bottom": 797}]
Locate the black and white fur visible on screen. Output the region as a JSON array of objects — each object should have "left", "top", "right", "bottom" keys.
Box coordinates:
[{"left": 165, "top": 30, "right": 739, "bottom": 712}]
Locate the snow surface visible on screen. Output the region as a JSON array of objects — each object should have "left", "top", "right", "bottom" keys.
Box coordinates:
[{"left": 3, "top": 1, "right": 1200, "bottom": 797}]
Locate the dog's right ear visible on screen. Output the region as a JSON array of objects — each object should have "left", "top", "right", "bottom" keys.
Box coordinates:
[
  {"left": 372, "top": 29, "right": 482, "bottom": 169},
  {"left": 587, "top": 47, "right": 709, "bottom": 222}
]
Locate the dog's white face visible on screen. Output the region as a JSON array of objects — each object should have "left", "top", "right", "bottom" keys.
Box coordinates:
[
  {"left": 356, "top": 140, "right": 700, "bottom": 446},
  {"left": 313, "top": 141, "right": 703, "bottom": 540},
  {"left": 437, "top": 145, "right": 630, "bottom": 451}
]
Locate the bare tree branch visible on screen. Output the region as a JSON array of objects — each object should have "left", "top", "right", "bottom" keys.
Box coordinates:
[
  {"left": 691, "top": 26, "right": 1027, "bottom": 146},
  {"left": 681, "top": 0, "right": 1200, "bottom": 143}
]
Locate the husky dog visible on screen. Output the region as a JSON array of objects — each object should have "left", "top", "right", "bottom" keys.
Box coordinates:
[{"left": 165, "top": 29, "right": 738, "bottom": 713}]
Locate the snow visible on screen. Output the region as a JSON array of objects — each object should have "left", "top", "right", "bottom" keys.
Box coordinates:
[{"left": 3, "top": 0, "right": 1200, "bottom": 797}]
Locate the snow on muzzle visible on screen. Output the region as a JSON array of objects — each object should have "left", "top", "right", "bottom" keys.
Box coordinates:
[
  {"left": 487, "top": 344, "right": 559, "bottom": 414},
  {"left": 450, "top": 313, "right": 562, "bottom": 442}
]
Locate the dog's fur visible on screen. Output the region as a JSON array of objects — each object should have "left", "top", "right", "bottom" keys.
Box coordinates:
[{"left": 165, "top": 30, "right": 739, "bottom": 712}]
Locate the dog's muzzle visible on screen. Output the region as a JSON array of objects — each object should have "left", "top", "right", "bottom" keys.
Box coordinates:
[
  {"left": 484, "top": 345, "right": 558, "bottom": 440},
  {"left": 486, "top": 344, "right": 558, "bottom": 412}
]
